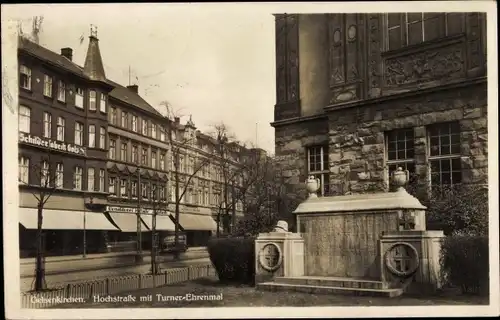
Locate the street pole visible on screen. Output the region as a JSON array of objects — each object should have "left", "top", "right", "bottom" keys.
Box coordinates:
[
  {"left": 150, "top": 180, "right": 159, "bottom": 275},
  {"left": 83, "top": 197, "right": 86, "bottom": 258},
  {"left": 136, "top": 168, "right": 143, "bottom": 263},
  {"left": 83, "top": 196, "right": 93, "bottom": 258}
]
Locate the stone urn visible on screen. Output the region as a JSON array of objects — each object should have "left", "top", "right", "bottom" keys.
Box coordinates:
[
  {"left": 305, "top": 175, "right": 320, "bottom": 198},
  {"left": 392, "top": 167, "right": 409, "bottom": 191}
]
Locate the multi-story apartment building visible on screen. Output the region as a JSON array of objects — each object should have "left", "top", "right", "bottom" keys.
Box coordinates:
[
  {"left": 105, "top": 81, "right": 174, "bottom": 251},
  {"left": 17, "top": 32, "right": 117, "bottom": 257},
  {"left": 271, "top": 13, "right": 488, "bottom": 230},
  {"left": 165, "top": 117, "right": 246, "bottom": 245},
  {"left": 17, "top": 28, "right": 252, "bottom": 256}
]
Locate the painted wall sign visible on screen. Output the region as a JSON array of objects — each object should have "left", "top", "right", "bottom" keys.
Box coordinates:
[{"left": 19, "top": 133, "right": 87, "bottom": 156}]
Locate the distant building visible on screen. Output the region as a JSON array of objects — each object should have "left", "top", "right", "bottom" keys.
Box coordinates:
[
  {"left": 17, "top": 29, "right": 254, "bottom": 257},
  {"left": 271, "top": 13, "right": 488, "bottom": 229}
]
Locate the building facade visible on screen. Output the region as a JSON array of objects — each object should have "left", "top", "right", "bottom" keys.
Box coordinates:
[
  {"left": 18, "top": 29, "right": 251, "bottom": 257},
  {"left": 271, "top": 13, "right": 488, "bottom": 229},
  {"left": 18, "top": 34, "right": 115, "bottom": 257},
  {"left": 166, "top": 117, "right": 246, "bottom": 245}
]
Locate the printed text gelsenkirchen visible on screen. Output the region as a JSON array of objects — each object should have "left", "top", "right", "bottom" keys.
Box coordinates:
[{"left": 31, "top": 296, "right": 85, "bottom": 304}]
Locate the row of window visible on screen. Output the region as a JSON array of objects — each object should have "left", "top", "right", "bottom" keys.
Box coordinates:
[
  {"left": 19, "top": 106, "right": 244, "bottom": 187},
  {"left": 170, "top": 187, "right": 242, "bottom": 210},
  {"left": 19, "top": 105, "right": 106, "bottom": 148},
  {"left": 20, "top": 65, "right": 107, "bottom": 113},
  {"left": 108, "top": 139, "right": 167, "bottom": 170},
  {"left": 18, "top": 158, "right": 105, "bottom": 192},
  {"left": 386, "top": 12, "right": 466, "bottom": 51},
  {"left": 110, "top": 107, "right": 243, "bottom": 163},
  {"left": 108, "top": 178, "right": 167, "bottom": 201},
  {"left": 110, "top": 107, "right": 166, "bottom": 141},
  {"left": 18, "top": 156, "right": 243, "bottom": 209},
  {"left": 308, "top": 122, "right": 463, "bottom": 196}
]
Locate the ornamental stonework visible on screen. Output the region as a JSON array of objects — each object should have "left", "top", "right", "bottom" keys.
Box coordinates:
[{"left": 384, "top": 43, "right": 466, "bottom": 87}]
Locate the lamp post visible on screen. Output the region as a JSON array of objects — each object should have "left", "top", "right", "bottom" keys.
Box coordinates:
[
  {"left": 83, "top": 196, "right": 92, "bottom": 258},
  {"left": 135, "top": 167, "right": 143, "bottom": 263}
]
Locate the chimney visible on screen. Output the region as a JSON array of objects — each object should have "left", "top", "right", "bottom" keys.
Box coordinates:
[
  {"left": 61, "top": 47, "right": 73, "bottom": 61},
  {"left": 174, "top": 117, "right": 180, "bottom": 124},
  {"left": 126, "top": 85, "right": 139, "bottom": 94}
]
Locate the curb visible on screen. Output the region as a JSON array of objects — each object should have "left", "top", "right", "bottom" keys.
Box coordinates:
[{"left": 20, "top": 256, "right": 210, "bottom": 278}]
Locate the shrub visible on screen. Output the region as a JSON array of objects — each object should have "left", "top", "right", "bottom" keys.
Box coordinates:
[
  {"left": 233, "top": 209, "right": 278, "bottom": 237},
  {"left": 207, "top": 236, "right": 256, "bottom": 285},
  {"left": 440, "top": 235, "right": 489, "bottom": 295}
]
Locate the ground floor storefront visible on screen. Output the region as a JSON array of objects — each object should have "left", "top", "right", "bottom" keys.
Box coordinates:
[
  {"left": 174, "top": 206, "right": 218, "bottom": 247},
  {"left": 18, "top": 204, "right": 220, "bottom": 257},
  {"left": 18, "top": 207, "right": 118, "bottom": 258}
]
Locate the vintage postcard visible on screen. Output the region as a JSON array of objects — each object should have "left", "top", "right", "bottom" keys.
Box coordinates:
[{"left": 2, "top": 1, "right": 499, "bottom": 319}]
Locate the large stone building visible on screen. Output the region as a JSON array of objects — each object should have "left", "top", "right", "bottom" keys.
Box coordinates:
[
  {"left": 17, "top": 29, "right": 250, "bottom": 257},
  {"left": 271, "top": 13, "right": 488, "bottom": 229}
]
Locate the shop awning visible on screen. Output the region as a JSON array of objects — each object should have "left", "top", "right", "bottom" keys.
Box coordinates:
[
  {"left": 19, "top": 208, "right": 118, "bottom": 230},
  {"left": 178, "top": 213, "right": 218, "bottom": 231},
  {"left": 141, "top": 214, "right": 176, "bottom": 231},
  {"left": 108, "top": 212, "right": 148, "bottom": 232}
]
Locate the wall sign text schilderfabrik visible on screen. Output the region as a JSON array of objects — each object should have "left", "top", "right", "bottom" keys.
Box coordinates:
[{"left": 19, "top": 133, "right": 87, "bottom": 156}]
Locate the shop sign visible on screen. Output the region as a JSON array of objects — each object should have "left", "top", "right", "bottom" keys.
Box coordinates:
[
  {"left": 105, "top": 205, "right": 169, "bottom": 215},
  {"left": 19, "top": 133, "right": 87, "bottom": 156}
]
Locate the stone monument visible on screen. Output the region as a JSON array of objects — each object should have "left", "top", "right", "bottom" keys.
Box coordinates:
[
  {"left": 255, "top": 167, "right": 445, "bottom": 297},
  {"left": 254, "top": 220, "right": 305, "bottom": 284}
]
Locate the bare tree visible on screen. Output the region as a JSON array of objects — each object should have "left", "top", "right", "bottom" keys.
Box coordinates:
[
  {"left": 19, "top": 151, "right": 64, "bottom": 291},
  {"left": 209, "top": 122, "right": 244, "bottom": 236},
  {"left": 234, "top": 155, "right": 301, "bottom": 235},
  {"left": 160, "top": 101, "right": 210, "bottom": 259}
]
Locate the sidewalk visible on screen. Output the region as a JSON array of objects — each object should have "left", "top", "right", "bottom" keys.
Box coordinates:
[
  {"left": 20, "top": 248, "right": 209, "bottom": 277},
  {"left": 20, "top": 246, "right": 208, "bottom": 265}
]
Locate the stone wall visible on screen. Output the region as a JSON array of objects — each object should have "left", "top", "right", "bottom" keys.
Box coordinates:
[
  {"left": 274, "top": 80, "right": 488, "bottom": 201},
  {"left": 327, "top": 80, "right": 488, "bottom": 194},
  {"left": 274, "top": 116, "right": 329, "bottom": 226}
]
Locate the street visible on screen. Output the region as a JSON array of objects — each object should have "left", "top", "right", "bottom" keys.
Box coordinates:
[{"left": 21, "top": 257, "right": 210, "bottom": 292}]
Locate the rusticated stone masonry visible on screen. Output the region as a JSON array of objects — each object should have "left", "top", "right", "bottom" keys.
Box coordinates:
[
  {"left": 274, "top": 81, "right": 488, "bottom": 199},
  {"left": 327, "top": 81, "right": 488, "bottom": 194}
]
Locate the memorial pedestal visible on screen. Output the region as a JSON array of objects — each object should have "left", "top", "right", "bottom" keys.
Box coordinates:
[
  {"left": 379, "top": 230, "right": 445, "bottom": 293},
  {"left": 254, "top": 232, "right": 304, "bottom": 284}
]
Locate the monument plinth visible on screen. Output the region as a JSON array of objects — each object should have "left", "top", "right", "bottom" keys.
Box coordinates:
[
  {"left": 256, "top": 168, "right": 446, "bottom": 297},
  {"left": 254, "top": 220, "right": 305, "bottom": 284}
]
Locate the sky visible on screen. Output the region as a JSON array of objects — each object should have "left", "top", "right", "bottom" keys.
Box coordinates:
[{"left": 4, "top": 3, "right": 276, "bottom": 153}]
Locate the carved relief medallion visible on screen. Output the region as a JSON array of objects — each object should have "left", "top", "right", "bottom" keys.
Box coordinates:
[
  {"left": 258, "top": 243, "right": 283, "bottom": 272},
  {"left": 384, "top": 242, "right": 419, "bottom": 277}
]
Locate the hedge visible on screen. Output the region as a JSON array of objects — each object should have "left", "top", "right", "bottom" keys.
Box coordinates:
[
  {"left": 440, "top": 235, "right": 489, "bottom": 295},
  {"left": 207, "top": 236, "right": 256, "bottom": 285}
]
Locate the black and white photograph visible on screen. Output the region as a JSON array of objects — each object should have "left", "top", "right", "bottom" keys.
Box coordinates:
[{"left": 2, "top": 2, "right": 498, "bottom": 319}]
